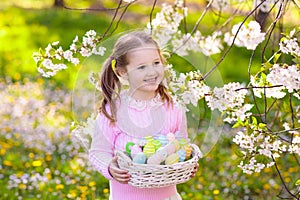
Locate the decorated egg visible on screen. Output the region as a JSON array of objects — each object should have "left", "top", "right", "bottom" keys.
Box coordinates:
[
  {"left": 145, "top": 135, "right": 154, "bottom": 142},
  {"left": 152, "top": 140, "right": 162, "bottom": 150},
  {"left": 143, "top": 142, "right": 156, "bottom": 158},
  {"left": 125, "top": 142, "right": 135, "bottom": 155},
  {"left": 176, "top": 149, "right": 186, "bottom": 162},
  {"left": 157, "top": 134, "right": 168, "bottom": 146},
  {"left": 130, "top": 144, "right": 142, "bottom": 158},
  {"left": 132, "top": 152, "right": 146, "bottom": 164},
  {"left": 164, "top": 142, "right": 176, "bottom": 155},
  {"left": 178, "top": 138, "right": 188, "bottom": 147},
  {"left": 184, "top": 145, "right": 192, "bottom": 159},
  {"left": 156, "top": 149, "right": 168, "bottom": 160},
  {"left": 167, "top": 132, "right": 175, "bottom": 142},
  {"left": 165, "top": 153, "right": 180, "bottom": 165},
  {"left": 172, "top": 140, "right": 180, "bottom": 151},
  {"left": 147, "top": 152, "right": 164, "bottom": 165}
]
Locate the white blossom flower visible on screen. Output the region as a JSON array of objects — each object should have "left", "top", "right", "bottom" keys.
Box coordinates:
[
  {"left": 205, "top": 82, "right": 248, "bottom": 112},
  {"left": 80, "top": 47, "right": 92, "bottom": 57},
  {"left": 267, "top": 64, "right": 300, "bottom": 93},
  {"left": 92, "top": 46, "right": 106, "bottom": 56},
  {"left": 211, "top": 0, "right": 230, "bottom": 11},
  {"left": 199, "top": 31, "right": 223, "bottom": 56},
  {"left": 224, "top": 21, "right": 265, "bottom": 50}
]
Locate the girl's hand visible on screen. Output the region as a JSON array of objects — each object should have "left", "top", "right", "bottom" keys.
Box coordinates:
[
  {"left": 109, "top": 156, "right": 131, "bottom": 184},
  {"left": 190, "top": 162, "right": 199, "bottom": 178}
]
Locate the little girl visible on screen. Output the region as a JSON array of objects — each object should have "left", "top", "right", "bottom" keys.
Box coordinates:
[{"left": 89, "top": 31, "right": 198, "bottom": 200}]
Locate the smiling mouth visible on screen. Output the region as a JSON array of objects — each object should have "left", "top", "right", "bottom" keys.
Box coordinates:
[{"left": 144, "top": 77, "right": 157, "bottom": 84}]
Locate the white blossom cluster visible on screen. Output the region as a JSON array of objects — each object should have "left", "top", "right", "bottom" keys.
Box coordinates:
[
  {"left": 211, "top": 0, "right": 245, "bottom": 11},
  {"left": 71, "top": 113, "right": 96, "bottom": 151},
  {"left": 205, "top": 82, "right": 253, "bottom": 123},
  {"left": 147, "top": 1, "right": 187, "bottom": 48},
  {"left": 224, "top": 21, "right": 266, "bottom": 50},
  {"left": 33, "top": 30, "right": 106, "bottom": 77},
  {"left": 166, "top": 65, "right": 210, "bottom": 108},
  {"left": 233, "top": 129, "right": 287, "bottom": 174},
  {"left": 171, "top": 30, "right": 224, "bottom": 56},
  {"left": 251, "top": 64, "right": 300, "bottom": 99},
  {"left": 88, "top": 71, "right": 102, "bottom": 91},
  {"left": 198, "top": 31, "right": 224, "bottom": 56},
  {"left": 279, "top": 29, "right": 300, "bottom": 57},
  {"left": 238, "top": 157, "right": 273, "bottom": 174},
  {"left": 283, "top": 123, "right": 300, "bottom": 156}
]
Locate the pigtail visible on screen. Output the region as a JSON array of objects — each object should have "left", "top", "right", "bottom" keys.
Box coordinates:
[
  {"left": 157, "top": 84, "right": 173, "bottom": 106},
  {"left": 100, "top": 57, "right": 121, "bottom": 123}
]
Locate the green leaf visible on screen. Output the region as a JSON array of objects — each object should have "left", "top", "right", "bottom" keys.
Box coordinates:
[
  {"left": 251, "top": 116, "right": 257, "bottom": 125},
  {"left": 273, "top": 53, "right": 281, "bottom": 63},
  {"left": 233, "top": 147, "right": 245, "bottom": 157},
  {"left": 295, "top": 179, "right": 300, "bottom": 186}
]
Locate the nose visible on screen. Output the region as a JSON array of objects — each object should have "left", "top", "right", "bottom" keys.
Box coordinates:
[{"left": 146, "top": 65, "right": 157, "bottom": 76}]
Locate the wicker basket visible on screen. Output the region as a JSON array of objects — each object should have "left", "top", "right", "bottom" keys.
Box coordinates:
[{"left": 115, "top": 144, "right": 202, "bottom": 188}]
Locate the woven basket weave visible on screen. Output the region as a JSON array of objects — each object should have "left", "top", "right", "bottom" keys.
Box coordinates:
[{"left": 115, "top": 144, "right": 202, "bottom": 188}]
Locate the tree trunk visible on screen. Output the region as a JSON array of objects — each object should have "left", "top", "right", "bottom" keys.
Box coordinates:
[{"left": 54, "top": 0, "right": 64, "bottom": 7}]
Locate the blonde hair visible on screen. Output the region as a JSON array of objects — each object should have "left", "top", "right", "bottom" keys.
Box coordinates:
[{"left": 99, "top": 31, "right": 172, "bottom": 123}]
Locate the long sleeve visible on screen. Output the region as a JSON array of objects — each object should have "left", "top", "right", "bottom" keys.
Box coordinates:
[
  {"left": 89, "top": 113, "right": 116, "bottom": 180},
  {"left": 178, "top": 108, "right": 188, "bottom": 138}
]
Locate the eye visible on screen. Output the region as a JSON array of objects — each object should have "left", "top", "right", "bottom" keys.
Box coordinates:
[
  {"left": 154, "top": 61, "right": 161, "bottom": 66},
  {"left": 137, "top": 65, "right": 146, "bottom": 70}
]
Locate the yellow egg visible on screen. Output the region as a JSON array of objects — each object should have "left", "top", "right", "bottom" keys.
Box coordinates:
[
  {"left": 143, "top": 142, "right": 156, "bottom": 158},
  {"left": 172, "top": 140, "right": 180, "bottom": 151},
  {"left": 165, "top": 153, "right": 179, "bottom": 165}
]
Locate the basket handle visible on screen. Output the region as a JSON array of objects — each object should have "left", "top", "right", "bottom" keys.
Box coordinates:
[
  {"left": 115, "top": 150, "right": 132, "bottom": 169},
  {"left": 191, "top": 144, "right": 203, "bottom": 159}
]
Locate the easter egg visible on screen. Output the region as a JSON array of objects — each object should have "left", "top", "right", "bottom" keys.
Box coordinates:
[
  {"left": 164, "top": 142, "right": 176, "bottom": 155},
  {"left": 167, "top": 132, "right": 175, "bottom": 142},
  {"left": 165, "top": 153, "right": 180, "bottom": 165},
  {"left": 147, "top": 152, "right": 164, "bottom": 165},
  {"left": 143, "top": 142, "right": 156, "bottom": 158},
  {"left": 176, "top": 149, "right": 186, "bottom": 162},
  {"left": 132, "top": 152, "right": 146, "bottom": 164},
  {"left": 178, "top": 138, "right": 188, "bottom": 147},
  {"left": 172, "top": 140, "right": 180, "bottom": 151},
  {"left": 145, "top": 135, "right": 154, "bottom": 142},
  {"left": 130, "top": 144, "right": 142, "bottom": 158},
  {"left": 156, "top": 149, "right": 168, "bottom": 160},
  {"left": 157, "top": 134, "right": 168, "bottom": 146},
  {"left": 152, "top": 140, "right": 162, "bottom": 150},
  {"left": 125, "top": 142, "right": 135, "bottom": 155},
  {"left": 184, "top": 145, "right": 192, "bottom": 159}
]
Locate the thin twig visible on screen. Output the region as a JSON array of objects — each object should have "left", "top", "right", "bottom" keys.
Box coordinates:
[
  {"left": 272, "top": 155, "right": 299, "bottom": 199},
  {"left": 102, "top": 0, "right": 124, "bottom": 39},
  {"left": 149, "top": 0, "right": 158, "bottom": 34},
  {"left": 261, "top": 0, "right": 285, "bottom": 62}
]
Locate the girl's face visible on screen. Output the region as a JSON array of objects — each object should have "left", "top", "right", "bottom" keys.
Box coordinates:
[{"left": 120, "top": 46, "right": 164, "bottom": 100}]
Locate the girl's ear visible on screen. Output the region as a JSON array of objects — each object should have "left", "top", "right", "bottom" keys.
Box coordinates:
[{"left": 118, "top": 68, "right": 128, "bottom": 80}]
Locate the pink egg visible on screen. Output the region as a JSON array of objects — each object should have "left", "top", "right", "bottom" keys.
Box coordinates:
[
  {"left": 147, "top": 152, "right": 164, "bottom": 165},
  {"left": 167, "top": 132, "right": 175, "bottom": 142}
]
